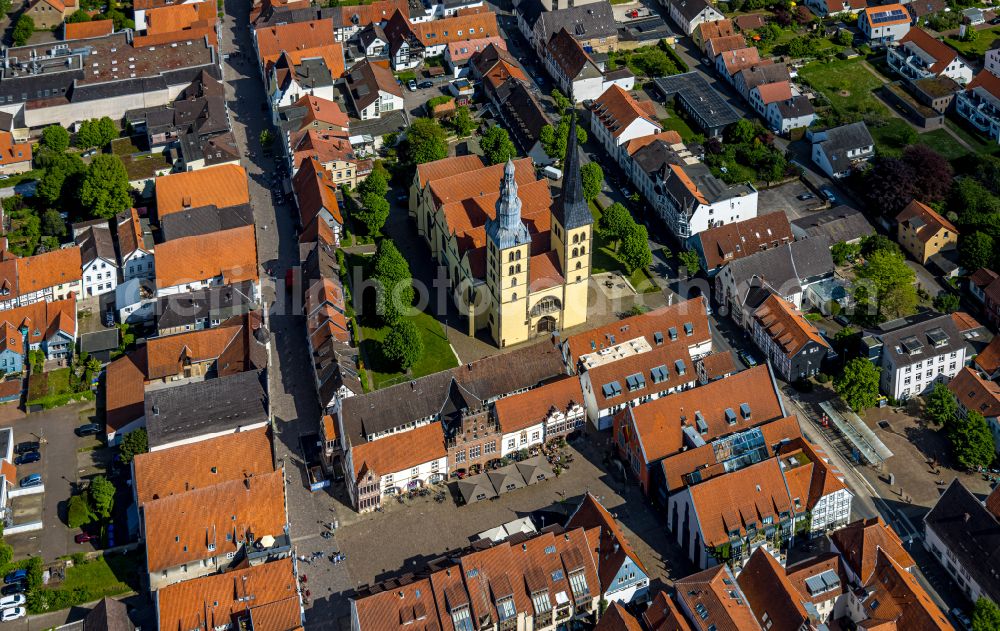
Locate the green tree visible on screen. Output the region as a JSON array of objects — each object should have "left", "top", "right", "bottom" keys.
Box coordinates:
[
  {"left": 581, "top": 162, "right": 603, "bottom": 202},
  {"left": 372, "top": 240, "right": 414, "bottom": 323},
  {"left": 451, "top": 106, "right": 476, "bottom": 137},
  {"left": 598, "top": 202, "right": 632, "bottom": 250},
  {"left": 620, "top": 224, "right": 651, "bottom": 273},
  {"left": 0, "top": 0, "right": 12, "bottom": 16},
  {"left": 836, "top": 29, "right": 853, "bottom": 46},
  {"left": 80, "top": 155, "right": 131, "bottom": 219},
  {"left": 551, "top": 89, "right": 571, "bottom": 116},
  {"left": 357, "top": 169, "right": 388, "bottom": 199},
  {"left": 835, "top": 358, "right": 881, "bottom": 412},
  {"left": 480, "top": 126, "right": 516, "bottom": 165},
  {"left": 258, "top": 129, "right": 275, "bottom": 149},
  {"left": 87, "top": 475, "right": 115, "bottom": 519},
  {"left": 355, "top": 193, "right": 390, "bottom": 236},
  {"left": 94, "top": 117, "right": 118, "bottom": 147},
  {"left": 75, "top": 119, "right": 98, "bottom": 149},
  {"left": 677, "top": 249, "right": 701, "bottom": 276},
  {"left": 924, "top": 382, "right": 958, "bottom": 427},
  {"left": 404, "top": 118, "right": 448, "bottom": 165},
  {"left": 854, "top": 249, "right": 917, "bottom": 323},
  {"left": 66, "top": 10, "right": 91, "bottom": 22},
  {"left": 381, "top": 318, "right": 424, "bottom": 371},
  {"left": 66, "top": 494, "right": 94, "bottom": 528},
  {"left": 860, "top": 234, "right": 901, "bottom": 258},
  {"left": 40, "top": 208, "right": 66, "bottom": 239},
  {"left": 38, "top": 152, "right": 86, "bottom": 208},
  {"left": 105, "top": 8, "right": 133, "bottom": 30},
  {"left": 972, "top": 598, "right": 1000, "bottom": 631},
  {"left": 40, "top": 125, "right": 70, "bottom": 153},
  {"left": 933, "top": 292, "right": 960, "bottom": 313},
  {"left": 961, "top": 25, "right": 979, "bottom": 42},
  {"left": 118, "top": 428, "right": 148, "bottom": 465},
  {"left": 12, "top": 14, "right": 33, "bottom": 47},
  {"left": 960, "top": 231, "right": 995, "bottom": 271},
  {"left": 831, "top": 241, "right": 861, "bottom": 266},
  {"left": 727, "top": 119, "right": 758, "bottom": 145},
  {"left": 950, "top": 410, "right": 996, "bottom": 470}
]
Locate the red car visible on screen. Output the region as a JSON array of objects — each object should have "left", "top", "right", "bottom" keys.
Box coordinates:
[{"left": 74, "top": 533, "right": 94, "bottom": 544}]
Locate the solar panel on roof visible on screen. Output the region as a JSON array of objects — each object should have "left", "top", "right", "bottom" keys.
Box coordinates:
[{"left": 900, "top": 335, "right": 924, "bottom": 354}]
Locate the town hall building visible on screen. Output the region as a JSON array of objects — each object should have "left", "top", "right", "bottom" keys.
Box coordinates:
[{"left": 409, "top": 118, "right": 593, "bottom": 347}]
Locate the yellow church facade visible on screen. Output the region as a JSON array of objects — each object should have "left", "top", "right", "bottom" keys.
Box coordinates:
[{"left": 408, "top": 121, "right": 593, "bottom": 347}]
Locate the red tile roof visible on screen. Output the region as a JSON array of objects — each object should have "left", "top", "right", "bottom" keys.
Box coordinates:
[
  {"left": 157, "top": 558, "right": 300, "bottom": 631},
  {"left": 64, "top": 18, "right": 114, "bottom": 40},
  {"left": 861, "top": 549, "right": 952, "bottom": 631},
  {"left": 969, "top": 68, "right": 1000, "bottom": 101},
  {"left": 592, "top": 85, "right": 661, "bottom": 139},
  {"left": 695, "top": 213, "right": 793, "bottom": 270},
  {"left": 154, "top": 225, "right": 259, "bottom": 290},
  {"left": 719, "top": 47, "right": 761, "bottom": 76},
  {"left": 829, "top": 517, "right": 915, "bottom": 583},
  {"left": 292, "top": 157, "right": 343, "bottom": 227},
  {"left": 256, "top": 19, "right": 338, "bottom": 71},
  {"left": 700, "top": 351, "right": 736, "bottom": 380},
  {"left": 295, "top": 95, "right": 349, "bottom": 131},
  {"left": 950, "top": 311, "right": 983, "bottom": 333},
  {"left": 675, "top": 564, "right": 760, "bottom": 631},
  {"left": 15, "top": 247, "right": 82, "bottom": 295},
  {"left": 349, "top": 422, "right": 445, "bottom": 482},
  {"left": 899, "top": 27, "right": 957, "bottom": 74},
  {"left": 754, "top": 80, "right": 793, "bottom": 105},
  {"left": 624, "top": 131, "right": 683, "bottom": 156},
  {"left": 144, "top": 322, "right": 245, "bottom": 380},
  {"left": 587, "top": 342, "right": 694, "bottom": 411},
  {"left": 737, "top": 548, "right": 810, "bottom": 631},
  {"left": 595, "top": 602, "right": 644, "bottom": 631},
  {"left": 688, "top": 457, "right": 793, "bottom": 547},
  {"left": 695, "top": 19, "right": 734, "bottom": 41},
  {"left": 630, "top": 365, "right": 782, "bottom": 465},
  {"left": 143, "top": 469, "right": 286, "bottom": 573},
  {"left": 155, "top": 164, "right": 249, "bottom": 217},
  {"left": 567, "top": 492, "right": 649, "bottom": 595},
  {"left": 896, "top": 199, "right": 958, "bottom": 243},
  {"left": 975, "top": 336, "right": 1000, "bottom": 375},
  {"left": 133, "top": 427, "right": 274, "bottom": 506},
  {"left": 948, "top": 366, "right": 1000, "bottom": 418},
  {"left": 104, "top": 348, "right": 146, "bottom": 432},
  {"left": 642, "top": 590, "right": 694, "bottom": 631},
  {"left": 753, "top": 294, "right": 830, "bottom": 359},
  {"left": 493, "top": 376, "right": 584, "bottom": 434}
]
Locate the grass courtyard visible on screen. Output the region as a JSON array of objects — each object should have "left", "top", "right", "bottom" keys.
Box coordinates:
[
  {"left": 944, "top": 26, "right": 1000, "bottom": 59},
  {"left": 589, "top": 201, "right": 660, "bottom": 294},
  {"left": 359, "top": 310, "right": 458, "bottom": 390}
]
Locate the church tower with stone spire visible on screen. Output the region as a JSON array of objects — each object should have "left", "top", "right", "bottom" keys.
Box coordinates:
[
  {"left": 485, "top": 159, "right": 532, "bottom": 346},
  {"left": 551, "top": 114, "right": 594, "bottom": 331}
]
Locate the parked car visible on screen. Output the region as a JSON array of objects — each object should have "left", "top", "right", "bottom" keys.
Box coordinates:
[
  {"left": 950, "top": 608, "right": 973, "bottom": 631},
  {"left": 1, "top": 607, "right": 25, "bottom": 622},
  {"left": 104, "top": 311, "right": 114, "bottom": 327},
  {"left": 13, "top": 442, "right": 38, "bottom": 455},
  {"left": 14, "top": 451, "right": 39, "bottom": 465},
  {"left": 407, "top": 79, "right": 417, "bottom": 91},
  {"left": 18, "top": 474, "right": 41, "bottom": 489},
  {"left": 2, "top": 571, "right": 25, "bottom": 586},
  {"left": 418, "top": 80, "right": 433, "bottom": 89},
  {"left": 820, "top": 187, "right": 837, "bottom": 203},
  {"left": 796, "top": 193, "right": 815, "bottom": 201},
  {"left": 75, "top": 423, "right": 101, "bottom": 437},
  {"left": 0, "top": 595, "right": 25, "bottom": 609},
  {"left": 0, "top": 584, "right": 24, "bottom": 597},
  {"left": 738, "top": 351, "right": 758, "bottom": 368},
  {"left": 990, "top": 15, "right": 1000, "bottom": 24},
  {"left": 74, "top": 532, "right": 94, "bottom": 544},
  {"left": 834, "top": 314, "right": 851, "bottom": 326}
]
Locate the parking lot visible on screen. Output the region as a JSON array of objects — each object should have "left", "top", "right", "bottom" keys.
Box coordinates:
[
  {"left": 301, "top": 431, "right": 688, "bottom": 630},
  {"left": 4, "top": 402, "right": 109, "bottom": 561},
  {"left": 758, "top": 179, "right": 828, "bottom": 222}
]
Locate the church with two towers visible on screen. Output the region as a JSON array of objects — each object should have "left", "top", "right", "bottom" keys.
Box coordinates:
[{"left": 409, "top": 119, "right": 593, "bottom": 347}]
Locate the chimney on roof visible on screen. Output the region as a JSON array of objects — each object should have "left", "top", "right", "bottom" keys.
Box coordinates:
[{"left": 182, "top": 195, "right": 192, "bottom": 208}]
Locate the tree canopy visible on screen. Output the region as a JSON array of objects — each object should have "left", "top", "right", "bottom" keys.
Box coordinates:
[
  {"left": 75, "top": 117, "right": 118, "bottom": 150},
  {"left": 88, "top": 475, "right": 115, "bottom": 519},
  {"left": 924, "top": 382, "right": 958, "bottom": 427},
  {"left": 598, "top": 203, "right": 632, "bottom": 250},
  {"left": 853, "top": 249, "right": 917, "bottom": 324},
  {"left": 79, "top": 155, "right": 131, "bottom": 219},
  {"left": 620, "top": 224, "right": 651, "bottom": 273},
  {"left": 677, "top": 250, "right": 701, "bottom": 276},
  {"left": 404, "top": 118, "right": 448, "bottom": 165},
  {"left": 357, "top": 169, "right": 388, "bottom": 199},
  {"left": 450, "top": 106, "right": 476, "bottom": 137},
  {"left": 372, "top": 240, "right": 414, "bottom": 324},
  {"left": 950, "top": 410, "right": 996, "bottom": 470},
  {"left": 382, "top": 319, "right": 424, "bottom": 371},
  {"left": 40, "top": 125, "right": 70, "bottom": 153},
  {"left": 12, "top": 14, "right": 33, "bottom": 47},
  {"left": 118, "top": 428, "right": 148, "bottom": 465},
  {"left": 480, "top": 126, "right": 516, "bottom": 165},
  {"left": 581, "top": 162, "right": 603, "bottom": 202},
  {"left": 973, "top": 598, "right": 1000, "bottom": 631},
  {"left": 960, "top": 231, "right": 995, "bottom": 271},
  {"left": 356, "top": 193, "right": 390, "bottom": 236},
  {"left": 835, "top": 359, "right": 881, "bottom": 412}
]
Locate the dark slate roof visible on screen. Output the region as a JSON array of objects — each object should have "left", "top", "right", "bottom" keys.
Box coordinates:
[
  {"left": 154, "top": 280, "right": 257, "bottom": 332},
  {"left": 516, "top": 0, "right": 545, "bottom": 31},
  {"left": 80, "top": 329, "right": 119, "bottom": 354},
  {"left": 671, "top": 0, "right": 713, "bottom": 22},
  {"left": 145, "top": 370, "right": 269, "bottom": 449},
  {"left": 631, "top": 139, "right": 685, "bottom": 176},
  {"left": 738, "top": 63, "right": 790, "bottom": 91},
  {"left": 303, "top": 241, "right": 340, "bottom": 285},
  {"left": 877, "top": 311, "right": 965, "bottom": 369},
  {"left": 348, "top": 109, "right": 408, "bottom": 137},
  {"left": 924, "top": 479, "right": 1000, "bottom": 603},
  {"left": 536, "top": 2, "right": 617, "bottom": 44},
  {"left": 775, "top": 94, "right": 814, "bottom": 118},
  {"left": 315, "top": 337, "right": 363, "bottom": 402},
  {"left": 814, "top": 121, "right": 874, "bottom": 166},
  {"left": 254, "top": 5, "right": 336, "bottom": 27},
  {"left": 158, "top": 203, "right": 255, "bottom": 241},
  {"left": 83, "top": 597, "right": 134, "bottom": 631},
  {"left": 663, "top": 161, "right": 754, "bottom": 210},
  {"left": 726, "top": 236, "right": 833, "bottom": 303},
  {"left": 75, "top": 224, "right": 117, "bottom": 265},
  {"left": 654, "top": 72, "right": 740, "bottom": 130},
  {"left": 553, "top": 116, "right": 593, "bottom": 231},
  {"left": 495, "top": 78, "right": 550, "bottom": 155},
  {"left": 791, "top": 205, "right": 874, "bottom": 244},
  {"left": 618, "top": 15, "right": 675, "bottom": 42},
  {"left": 339, "top": 341, "right": 566, "bottom": 446}
]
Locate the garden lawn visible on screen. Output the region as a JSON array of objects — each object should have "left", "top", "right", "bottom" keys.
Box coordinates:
[
  {"left": 589, "top": 201, "right": 659, "bottom": 293},
  {"left": 913, "top": 128, "right": 973, "bottom": 161},
  {"left": 29, "top": 553, "right": 140, "bottom": 614},
  {"left": 945, "top": 27, "right": 1000, "bottom": 59},
  {"left": 798, "top": 57, "right": 885, "bottom": 118},
  {"left": 659, "top": 106, "right": 700, "bottom": 143},
  {"left": 360, "top": 309, "right": 458, "bottom": 390}
]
